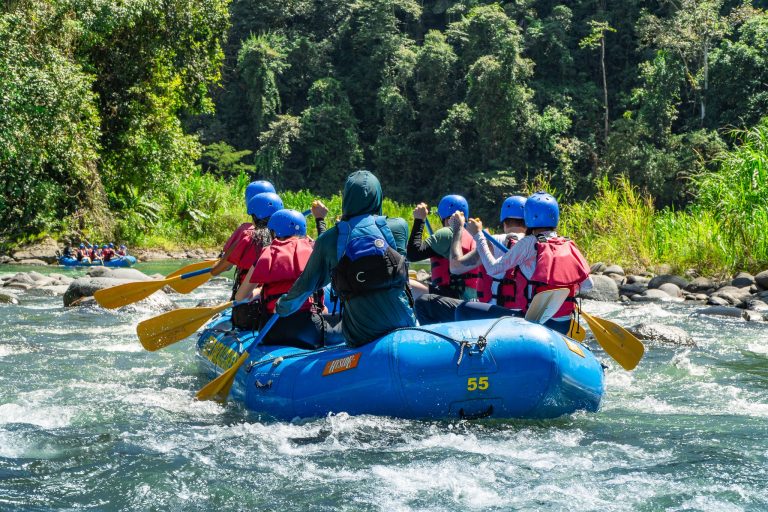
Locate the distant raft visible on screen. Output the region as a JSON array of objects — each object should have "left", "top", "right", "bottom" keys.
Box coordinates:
[
  {"left": 196, "top": 313, "right": 605, "bottom": 421},
  {"left": 58, "top": 255, "right": 137, "bottom": 268}
]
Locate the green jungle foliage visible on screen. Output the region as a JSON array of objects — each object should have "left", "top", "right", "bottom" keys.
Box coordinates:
[{"left": 1, "top": 0, "right": 768, "bottom": 273}]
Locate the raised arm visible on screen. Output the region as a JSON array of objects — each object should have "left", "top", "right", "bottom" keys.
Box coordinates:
[
  {"left": 406, "top": 203, "right": 440, "bottom": 261},
  {"left": 447, "top": 211, "right": 481, "bottom": 274}
]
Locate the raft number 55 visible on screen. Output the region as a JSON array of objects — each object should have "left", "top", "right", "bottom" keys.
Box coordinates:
[{"left": 467, "top": 377, "right": 489, "bottom": 391}]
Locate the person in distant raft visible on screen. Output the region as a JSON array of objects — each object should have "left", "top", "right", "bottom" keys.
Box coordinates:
[
  {"left": 211, "top": 180, "right": 276, "bottom": 278},
  {"left": 218, "top": 191, "right": 283, "bottom": 330},
  {"left": 275, "top": 170, "right": 415, "bottom": 347},
  {"left": 463, "top": 191, "right": 593, "bottom": 335},
  {"left": 117, "top": 245, "right": 128, "bottom": 256},
  {"left": 76, "top": 244, "right": 90, "bottom": 263},
  {"left": 407, "top": 194, "right": 489, "bottom": 325},
  {"left": 232, "top": 209, "right": 329, "bottom": 348},
  {"left": 101, "top": 244, "right": 114, "bottom": 262},
  {"left": 451, "top": 196, "right": 528, "bottom": 319}
]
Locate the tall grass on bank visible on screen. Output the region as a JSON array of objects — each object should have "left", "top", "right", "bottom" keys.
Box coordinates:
[{"left": 558, "top": 121, "right": 768, "bottom": 275}]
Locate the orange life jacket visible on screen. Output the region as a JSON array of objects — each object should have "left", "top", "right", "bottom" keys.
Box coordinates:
[
  {"left": 251, "top": 237, "right": 318, "bottom": 313},
  {"left": 504, "top": 235, "right": 590, "bottom": 317},
  {"left": 429, "top": 228, "right": 486, "bottom": 299}
]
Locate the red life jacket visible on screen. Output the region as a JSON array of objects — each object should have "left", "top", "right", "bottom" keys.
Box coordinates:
[
  {"left": 229, "top": 230, "right": 268, "bottom": 284},
  {"left": 102, "top": 249, "right": 114, "bottom": 261},
  {"left": 251, "top": 237, "right": 318, "bottom": 314},
  {"left": 506, "top": 235, "right": 591, "bottom": 317},
  {"left": 430, "top": 228, "right": 486, "bottom": 299},
  {"left": 493, "top": 236, "right": 520, "bottom": 308},
  {"left": 223, "top": 222, "right": 253, "bottom": 252}
]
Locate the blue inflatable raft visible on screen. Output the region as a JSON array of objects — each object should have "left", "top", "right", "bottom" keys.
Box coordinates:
[
  {"left": 58, "top": 255, "right": 137, "bottom": 268},
  {"left": 196, "top": 313, "right": 604, "bottom": 421}
]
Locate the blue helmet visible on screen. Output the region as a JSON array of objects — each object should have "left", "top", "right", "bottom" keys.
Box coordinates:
[
  {"left": 268, "top": 209, "right": 307, "bottom": 237},
  {"left": 524, "top": 191, "right": 559, "bottom": 228},
  {"left": 109, "top": 243, "right": 114, "bottom": 248},
  {"left": 244, "top": 180, "right": 276, "bottom": 206},
  {"left": 437, "top": 194, "right": 469, "bottom": 220},
  {"left": 500, "top": 196, "right": 526, "bottom": 223},
  {"left": 79, "top": 243, "right": 85, "bottom": 248},
  {"left": 247, "top": 192, "right": 283, "bottom": 219},
  {"left": 120, "top": 245, "right": 126, "bottom": 249},
  {"left": 102, "top": 244, "right": 108, "bottom": 249}
]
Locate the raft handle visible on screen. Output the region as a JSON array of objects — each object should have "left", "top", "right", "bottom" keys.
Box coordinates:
[{"left": 459, "top": 405, "right": 494, "bottom": 420}]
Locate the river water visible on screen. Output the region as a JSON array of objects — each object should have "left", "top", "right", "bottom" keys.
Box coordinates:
[{"left": 1, "top": 262, "right": 767, "bottom": 511}]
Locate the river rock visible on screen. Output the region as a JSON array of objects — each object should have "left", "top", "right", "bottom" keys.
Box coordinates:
[
  {"left": 685, "top": 277, "right": 715, "bottom": 293},
  {"left": 695, "top": 306, "right": 746, "bottom": 319},
  {"left": 0, "top": 292, "right": 19, "bottom": 305},
  {"left": 755, "top": 270, "right": 768, "bottom": 290},
  {"left": 648, "top": 274, "right": 689, "bottom": 290},
  {"left": 604, "top": 264, "right": 625, "bottom": 276},
  {"left": 706, "top": 296, "right": 730, "bottom": 306},
  {"left": 63, "top": 277, "right": 176, "bottom": 312},
  {"left": 605, "top": 273, "right": 626, "bottom": 286},
  {"left": 579, "top": 274, "right": 619, "bottom": 302},
  {"left": 743, "top": 310, "right": 767, "bottom": 322},
  {"left": 87, "top": 267, "right": 152, "bottom": 281},
  {"left": 711, "top": 286, "right": 751, "bottom": 306},
  {"left": 28, "top": 284, "right": 70, "bottom": 297},
  {"left": 631, "top": 289, "right": 682, "bottom": 302},
  {"left": 0, "top": 255, "right": 13, "bottom": 264},
  {"left": 658, "top": 282, "right": 683, "bottom": 298},
  {"left": 11, "top": 237, "right": 60, "bottom": 264},
  {"left": 17, "top": 259, "right": 48, "bottom": 266},
  {"left": 626, "top": 275, "right": 650, "bottom": 285},
  {"left": 731, "top": 272, "right": 755, "bottom": 288},
  {"left": 629, "top": 323, "right": 696, "bottom": 347},
  {"left": 620, "top": 283, "right": 648, "bottom": 296},
  {"left": 590, "top": 262, "right": 607, "bottom": 274},
  {"left": 5, "top": 272, "right": 35, "bottom": 286}
]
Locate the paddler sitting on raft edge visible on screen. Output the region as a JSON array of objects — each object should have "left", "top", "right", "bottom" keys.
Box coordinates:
[
  {"left": 430, "top": 195, "right": 528, "bottom": 321},
  {"left": 231, "top": 209, "right": 333, "bottom": 349},
  {"left": 274, "top": 170, "right": 415, "bottom": 347},
  {"left": 455, "top": 191, "right": 594, "bottom": 335},
  {"left": 407, "top": 194, "right": 491, "bottom": 325},
  {"left": 210, "top": 180, "right": 276, "bottom": 283}
]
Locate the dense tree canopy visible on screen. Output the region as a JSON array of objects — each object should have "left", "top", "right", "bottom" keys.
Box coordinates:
[{"left": 1, "top": 0, "right": 767, "bottom": 242}]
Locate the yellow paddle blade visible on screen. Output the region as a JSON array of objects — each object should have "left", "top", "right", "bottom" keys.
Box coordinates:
[
  {"left": 196, "top": 351, "right": 250, "bottom": 403},
  {"left": 567, "top": 316, "right": 587, "bottom": 342},
  {"left": 166, "top": 260, "right": 217, "bottom": 294},
  {"left": 580, "top": 310, "right": 645, "bottom": 370},
  {"left": 137, "top": 301, "right": 233, "bottom": 351},
  {"left": 93, "top": 276, "right": 178, "bottom": 309},
  {"left": 525, "top": 288, "right": 569, "bottom": 324}
]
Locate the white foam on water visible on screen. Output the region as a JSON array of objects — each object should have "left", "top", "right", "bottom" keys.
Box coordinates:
[
  {"left": 670, "top": 349, "right": 709, "bottom": 377},
  {"left": 0, "top": 403, "right": 74, "bottom": 428},
  {"left": 0, "top": 345, "right": 32, "bottom": 358},
  {"left": 371, "top": 460, "right": 502, "bottom": 510},
  {"left": 674, "top": 495, "right": 745, "bottom": 512}
]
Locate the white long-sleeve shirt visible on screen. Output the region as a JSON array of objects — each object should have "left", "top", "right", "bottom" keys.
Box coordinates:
[{"left": 474, "top": 230, "right": 593, "bottom": 293}]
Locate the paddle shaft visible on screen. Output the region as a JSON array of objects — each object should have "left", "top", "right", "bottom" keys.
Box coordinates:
[{"left": 179, "top": 267, "right": 212, "bottom": 280}]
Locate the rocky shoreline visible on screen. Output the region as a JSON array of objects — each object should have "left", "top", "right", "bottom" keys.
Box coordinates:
[
  {"left": 0, "top": 236, "right": 218, "bottom": 266},
  {"left": 583, "top": 262, "right": 768, "bottom": 322}
]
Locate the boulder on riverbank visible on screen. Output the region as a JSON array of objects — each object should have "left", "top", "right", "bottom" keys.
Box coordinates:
[
  {"left": 10, "top": 237, "right": 60, "bottom": 264},
  {"left": 579, "top": 274, "right": 619, "bottom": 302},
  {"left": 755, "top": 270, "right": 768, "bottom": 290},
  {"left": 0, "top": 292, "right": 20, "bottom": 305},
  {"left": 63, "top": 276, "right": 176, "bottom": 311},
  {"left": 648, "top": 274, "right": 689, "bottom": 290},
  {"left": 629, "top": 322, "right": 696, "bottom": 347}
]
